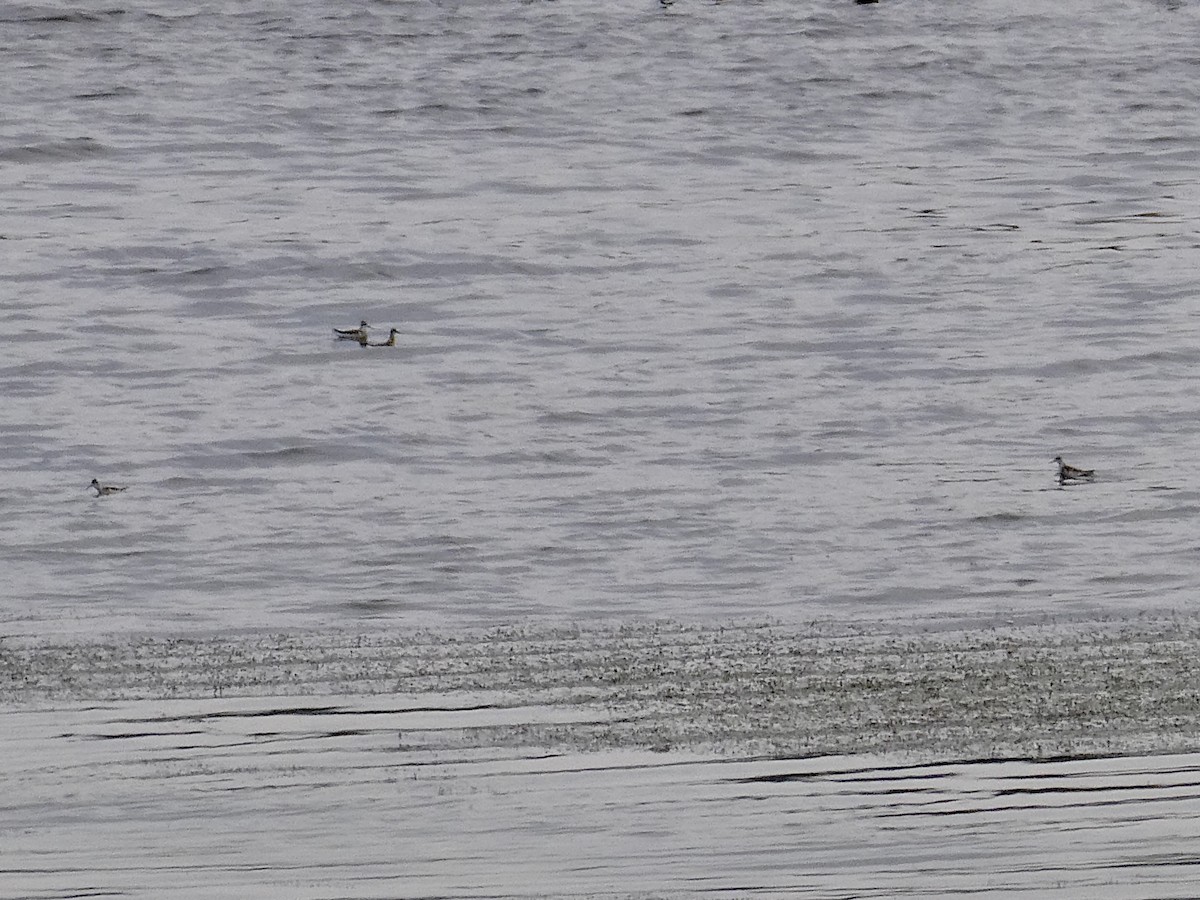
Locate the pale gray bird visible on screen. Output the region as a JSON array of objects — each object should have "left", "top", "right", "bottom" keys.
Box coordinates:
[
  {"left": 91, "top": 478, "right": 127, "bottom": 496},
  {"left": 1053, "top": 456, "right": 1094, "bottom": 484}
]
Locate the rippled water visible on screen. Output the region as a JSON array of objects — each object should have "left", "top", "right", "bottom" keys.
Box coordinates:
[
  {"left": 4, "top": 0, "right": 1200, "bottom": 636},
  {"left": 9, "top": 616, "right": 1200, "bottom": 898}
]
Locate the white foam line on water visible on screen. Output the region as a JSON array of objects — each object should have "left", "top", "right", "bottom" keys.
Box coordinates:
[{"left": 6, "top": 615, "right": 1200, "bottom": 759}]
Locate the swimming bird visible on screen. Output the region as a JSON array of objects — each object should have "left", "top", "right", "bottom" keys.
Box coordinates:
[
  {"left": 334, "top": 320, "right": 371, "bottom": 342},
  {"left": 369, "top": 328, "right": 399, "bottom": 347},
  {"left": 90, "top": 478, "right": 127, "bottom": 496},
  {"left": 1054, "top": 456, "right": 1094, "bottom": 484}
]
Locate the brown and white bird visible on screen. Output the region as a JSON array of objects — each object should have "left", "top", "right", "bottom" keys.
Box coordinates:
[
  {"left": 90, "top": 478, "right": 127, "bottom": 497},
  {"left": 369, "top": 328, "right": 399, "bottom": 347},
  {"left": 333, "top": 320, "right": 371, "bottom": 342},
  {"left": 1053, "top": 456, "right": 1094, "bottom": 484}
]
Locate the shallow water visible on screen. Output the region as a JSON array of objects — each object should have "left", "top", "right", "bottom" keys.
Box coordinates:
[
  {"left": 5, "top": 0, "right": 1200, "bottom": 635},
  {"left": 7, "top": 616, "right": 1200, "bottom": 898}
]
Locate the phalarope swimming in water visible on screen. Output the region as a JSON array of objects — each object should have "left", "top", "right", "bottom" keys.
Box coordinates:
[
  {"left": 334, "top": 320, "right": 371, "bottom": 342},
  {"left": 369, "top": 328, "right": 399, "bottom": 347},
  {"left": 91, "top": 478, "right": 127, "bottom": 496},
  {"left": 1054, "top": 456, "right": 1094, "bottom": 484}
]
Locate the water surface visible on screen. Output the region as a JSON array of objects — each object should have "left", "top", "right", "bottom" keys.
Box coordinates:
[{"left": 3, "top": 0, "right": 1200, "bottom": 635}]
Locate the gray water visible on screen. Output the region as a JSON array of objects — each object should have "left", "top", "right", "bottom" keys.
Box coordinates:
[{"left": 4, "top": 0, "right": 1200, "bottom": 637}]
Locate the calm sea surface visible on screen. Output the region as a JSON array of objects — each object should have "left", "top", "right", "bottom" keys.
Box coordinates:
[
  {"left": 3, "top": 0, "right": 1200, "bottom": 637},
  {"left": 7, "top": 5, "right": 1200, "bottom": 897}
]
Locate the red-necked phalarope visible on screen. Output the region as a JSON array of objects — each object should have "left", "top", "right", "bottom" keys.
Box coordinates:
[
  {"left": 1054, "top": 456, "right": 1094, "bottom": 484},
  {"left": 369, "top": 328, "right": 399, "bottom": 347},
  {"left": 334, "top": 320, "right": 371, "bottom": 342},
  {"left": 91, "top": 478, "right": 127, "bottom": 496}
]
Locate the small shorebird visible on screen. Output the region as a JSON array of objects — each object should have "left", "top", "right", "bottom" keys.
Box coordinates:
[
  {"left": 334, "top": 320, "right": 371, "bottom": 342},
  {"left": 91, "top": 478, "right": 127, "bottom": 496},
  {"left": 1054, "top": 456, "right": 1094, "bottom": 484},
  {"left": 369, "top": 328, "right": 399, "bottom": 347}
]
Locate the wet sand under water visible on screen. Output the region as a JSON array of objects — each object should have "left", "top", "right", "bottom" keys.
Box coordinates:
[{"left": 4, "top": 614, "right": 1200, "bottom": 898}]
